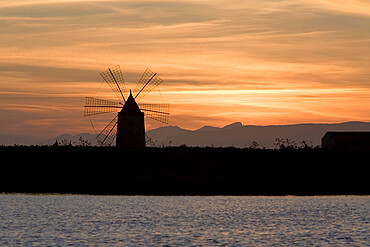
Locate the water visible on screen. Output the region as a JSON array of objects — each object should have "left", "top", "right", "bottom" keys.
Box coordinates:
[{"left": 0, "top": 195, "right": 368, "bottom": 246}]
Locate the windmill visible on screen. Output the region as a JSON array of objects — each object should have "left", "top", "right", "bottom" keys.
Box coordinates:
[{"left": 84, "top": 65, "right": 169, "bottom": 148}]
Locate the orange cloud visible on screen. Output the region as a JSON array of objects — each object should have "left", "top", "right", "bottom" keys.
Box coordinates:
[{"left": 313, "top": 0, "right": 370, "bottom": 16}]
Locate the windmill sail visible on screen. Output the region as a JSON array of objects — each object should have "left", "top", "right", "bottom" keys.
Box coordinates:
[
  {"left": 133, "top": 68, "right": 163, "bottom": 102},
  {"left": 84, "top": 97, "right": 122, "bottom": 116},
  {"left": 139, "top": 103, "right": 169, "bottom": 124},
  {"left": 100, "top": 65, "right": 127, "bottom": 102},
  {"left": 96, "top": 116, "right": 118, "bottom": 146}
]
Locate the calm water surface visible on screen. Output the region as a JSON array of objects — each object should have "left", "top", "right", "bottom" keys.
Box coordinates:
[{"left": 0, "top": 195, "right": 368, "bottom": 246}]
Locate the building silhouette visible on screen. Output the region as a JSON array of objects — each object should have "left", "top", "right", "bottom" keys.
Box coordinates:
[
  {"left": 322, "top": 132, "right": 370, "bottom": 149},
  {"left": 116, "top": 92, "right": 145, "bottom": 148}
]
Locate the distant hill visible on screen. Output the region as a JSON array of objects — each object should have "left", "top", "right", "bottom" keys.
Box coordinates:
[
  {"left": 1, "top": 121, "right": 369, "bottom": 148},
  {"left": 0, "top": 135, "right": 45, "bottom": 146},
  {"left": 147, "top": 121, "right": 370, "bottom": 149}
]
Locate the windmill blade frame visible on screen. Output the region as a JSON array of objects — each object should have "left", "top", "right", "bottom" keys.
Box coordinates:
[
  {"left": 84, "top": 64, "right": 169, "bottom": 148},
  {"left": 139, "top": 103, "right": 170, "bottom": 124},
  {"left": 84, "top": 97, "right": 122, "bottom": 116},
  {"left": 100, "top": 65, "right": 127, "bottom": 102},
  {"left": 96, "top": 115, "right": 118, "bottom": 146},
  {"left": 133, "top": 68, "right": 163, "bottom": 102}
]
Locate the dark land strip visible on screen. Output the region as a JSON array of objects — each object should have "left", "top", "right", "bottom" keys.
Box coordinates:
[{"left": 0, "top": 146, "right": 368, "bottom": 195}]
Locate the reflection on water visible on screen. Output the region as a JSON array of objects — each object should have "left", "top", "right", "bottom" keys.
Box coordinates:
[{"left": 0, "top": 195, "right": 368, "bottom": 246}]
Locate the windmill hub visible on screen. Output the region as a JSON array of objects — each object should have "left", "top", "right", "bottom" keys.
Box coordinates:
[
  {"left": 120, "top": 92, "right": 140, "bottom": 114},
  {"left": 84, "top": 65, "right": 169, "bottom": 148}
]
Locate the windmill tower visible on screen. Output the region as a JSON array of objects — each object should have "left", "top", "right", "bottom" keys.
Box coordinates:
[{"left": 84, "top": 65, "right": 169, "bottom": 148}]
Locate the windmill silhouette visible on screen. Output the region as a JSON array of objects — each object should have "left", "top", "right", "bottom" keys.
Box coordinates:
[{"left": 84, "top": 65, "right": 169, "bottom": 148}]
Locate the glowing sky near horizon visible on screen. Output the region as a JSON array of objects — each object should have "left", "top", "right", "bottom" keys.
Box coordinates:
[{"left": 0, "top": 0, "right": 369, "bottom": 138}]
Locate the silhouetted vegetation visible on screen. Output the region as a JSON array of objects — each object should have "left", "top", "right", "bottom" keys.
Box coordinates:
[
  {"left": 273, "top": 138, "right": 317, "bottom": 150},
  {"left": 52, "top": 137, "right": 92, "bottom": 147},
  {"left": 0, "top": 146, "right": 367, "bottom": 195}
]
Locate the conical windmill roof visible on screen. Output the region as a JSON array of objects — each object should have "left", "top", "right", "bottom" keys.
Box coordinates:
[{"left": 121, "top": 91, "right": 142, "bottom": 115}]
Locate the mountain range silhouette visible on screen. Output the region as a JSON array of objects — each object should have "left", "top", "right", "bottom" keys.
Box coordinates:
[{"left": 1, "top": 121, "right": 368, "bottom": 148}]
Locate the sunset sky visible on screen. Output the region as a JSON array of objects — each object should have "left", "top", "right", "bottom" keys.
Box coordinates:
[{"left": 0, "top": 0, "right": 369, "bottom": 139}]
